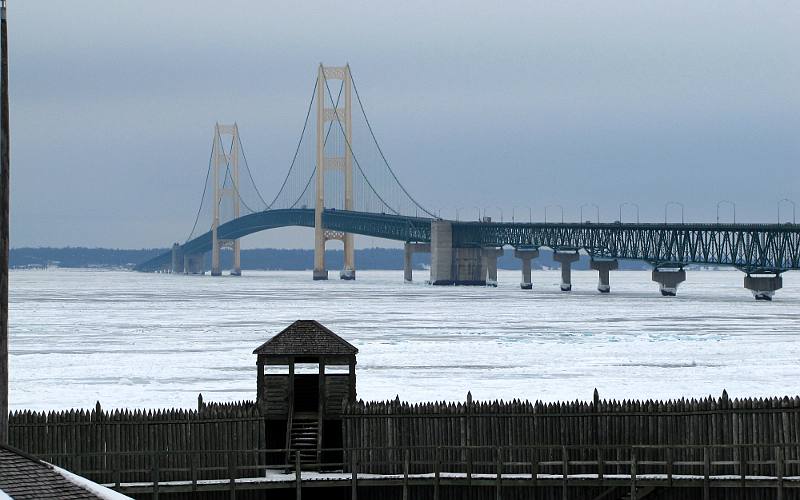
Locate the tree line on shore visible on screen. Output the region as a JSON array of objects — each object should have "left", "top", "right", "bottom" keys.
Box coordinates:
[{"left": 9, "top": 246, "right": 651, "bottom": 270}]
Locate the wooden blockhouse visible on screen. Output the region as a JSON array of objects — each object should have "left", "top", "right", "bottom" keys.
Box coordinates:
[{"left": 253, "top": 320, "right": 358, "bottom": 468}]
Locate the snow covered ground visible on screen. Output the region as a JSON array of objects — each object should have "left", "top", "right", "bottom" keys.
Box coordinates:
[{"left": 7, "top": 268, "right": 800, "bottom": 410}]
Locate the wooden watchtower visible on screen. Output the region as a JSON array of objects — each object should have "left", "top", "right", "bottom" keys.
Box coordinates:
[{"left": 253, "top": 320, "right": 358, "bottom": 467}]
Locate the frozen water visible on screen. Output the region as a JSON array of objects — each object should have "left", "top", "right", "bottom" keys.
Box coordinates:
[{"left": 8, "top": 268, "right": 800, "bottom": 411}]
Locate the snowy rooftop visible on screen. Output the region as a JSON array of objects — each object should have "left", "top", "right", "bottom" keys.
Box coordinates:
[
  {"left": 0, "top": 444, "right": 129, "bottom": 499},
  {"left": 253, "top": 320, "right": 358, "bottom": 357}
]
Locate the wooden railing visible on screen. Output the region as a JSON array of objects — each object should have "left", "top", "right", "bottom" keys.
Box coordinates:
[{"left": 32, "top": 443, "right": 800, "bottom": 498}]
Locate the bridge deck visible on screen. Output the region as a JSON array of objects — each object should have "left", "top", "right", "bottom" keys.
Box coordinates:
[{"left": 136, "top": 208, "right": 800, "bottom": 273}]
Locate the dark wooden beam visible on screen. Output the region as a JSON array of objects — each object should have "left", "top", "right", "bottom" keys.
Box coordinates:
[{"left": 0, "top": 0, "right": 10, "bottom": 445}]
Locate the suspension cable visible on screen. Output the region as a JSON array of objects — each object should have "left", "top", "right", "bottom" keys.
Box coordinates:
[
  {"left": 322, "top": 74, "right": 400, "bottom": 215},
  {"left": 350, "top": 72, "right": 436, "bottom": 218},
  {"left": 236, "top": 134, "right": 269, "bottom": 209},
  {"left": 216, "top": 127, "right": 260, "bottom": 214},
  {"left": 285, "top": 80, "right": 344, "bottom": 209},
  {"left": 265, "top": 79, "right": 318, "bottom": 210},
  {"left": 185, "top": 145, "right": 214, "bottom": 242}
]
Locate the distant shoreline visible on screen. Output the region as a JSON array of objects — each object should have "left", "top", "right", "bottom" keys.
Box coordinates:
[{"left": 11, "top": 246, "right": 664, "bottom": 271}]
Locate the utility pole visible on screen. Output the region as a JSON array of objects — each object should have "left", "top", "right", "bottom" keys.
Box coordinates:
[{"left": 0, "top": 0, "right": 10, "bottom": 444}]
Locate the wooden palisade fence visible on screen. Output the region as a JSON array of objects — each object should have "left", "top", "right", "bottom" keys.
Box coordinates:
[
  {"left": 8, "top": 398, "right": 270, "bottom": 484},
  {"left": 8, "top": 391, "right": 800, "bottom": 484},
  {"left": 344, "top": 391, "right": 800, "bottom": 476}
]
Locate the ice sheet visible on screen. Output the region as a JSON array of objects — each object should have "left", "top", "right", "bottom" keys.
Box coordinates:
[{"left": 8, "top": 268, "right": 800, "bottom": 410}]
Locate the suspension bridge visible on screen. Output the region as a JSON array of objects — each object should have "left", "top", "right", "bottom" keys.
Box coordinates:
[{"left": 135, "top": 64, "right": 800, "bottom": 300}]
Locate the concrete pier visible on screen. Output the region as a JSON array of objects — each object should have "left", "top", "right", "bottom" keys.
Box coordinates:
[
  {"left": 482, "top": 247, "right": 504, "bottom": 287},
  {"left": 452, "top": 247, "right": 484, "bottom": 285},
  {"left": 652, "top": 268, "right": 686, "bottom": 296},
  {"left": 210, "top": 266, "right": 221, "bottom": 277},
  {"left": 183, "top": 253, "right": 204, "bottom": 275},
  {"left": 429, "top": 221, "right": 485, "bottom": 285},
  {"left": 590, "top": 258, "right": 618, "bottom": 293},
  {"left": 231, "top": 254, "right": 241, "bottom": 276},
  {"left": 553, "top": 251, "right": 579, "bottom": 291},
  {"left": 170, "top": 243, "right": 184, "bottom": 274},
  {"left": 404, "top": 243, "right": 431, "bottom": 282},
  {"left": 339, "top": 269, "right": 355, "bottom": 280},
  {"left": 313, "top": 269, "right": 329, "bottom": 281},
  {"left": 514, "top": 247, "right": 539, "bottom": 289},
  {"left": 744, "top": 274, "right": 782, "bottom": 301},
  {"left": 429, "top": 221, "right": 453, "bottom": 285}
]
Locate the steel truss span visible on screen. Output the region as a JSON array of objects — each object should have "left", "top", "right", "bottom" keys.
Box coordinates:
[
  {"left": 136, "top": 211, "right": 800, "bottom": 275},
  {"left": 457, "top": 221, "right": 800, "bottom": 274}
]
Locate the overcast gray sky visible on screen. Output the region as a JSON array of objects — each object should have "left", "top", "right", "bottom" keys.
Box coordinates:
[{"left": 8, "top": 1, "right": 800, "bottom": 248}]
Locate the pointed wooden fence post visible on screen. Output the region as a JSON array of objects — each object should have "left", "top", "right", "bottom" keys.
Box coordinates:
[
  {"left": 629, "top": 448, "right": 637, "bottom": 500},
  {"left": 402, "top": 448, "right": 409, "bottom": 500},
  {"left": 351, "top": 455, "right": 358, "bottom": 500}
]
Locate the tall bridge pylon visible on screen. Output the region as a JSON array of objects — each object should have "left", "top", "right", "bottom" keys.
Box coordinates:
[
  {"left": 314, "top": 64, "right": 354, "bottom": 280},
  {"left": 211, "top": 123, "right": 241, "bottom": 277}
]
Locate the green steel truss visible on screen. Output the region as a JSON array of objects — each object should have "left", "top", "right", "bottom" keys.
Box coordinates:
[{"left": 454, "top": 222, "right": 800, "bottom": 273}]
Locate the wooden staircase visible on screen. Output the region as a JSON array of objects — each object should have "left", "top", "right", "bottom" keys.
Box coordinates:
[{"left": 287, "top": 416, "right": 320, "bottom": 467}]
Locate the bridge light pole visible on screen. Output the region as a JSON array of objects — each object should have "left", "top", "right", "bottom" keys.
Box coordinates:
[
  {"left": 664, "top": 201, "right": 684, "bottom": 224},
  {"left": 545, "top": 205, "right": 564, "bottom": 224},
  {"left": 511, "top": 206, "right": 531, "bottom": 223},
  {"left": 716, "top": 200, "right": 736, "bottom": 224},
  {"left": 778, "top": 198, "right": 796, "bottom": 224},
  {"left": 580, "top": 203, "right": 599, "bottom": 223},
  {"left": 455, "top": 207, "right": 463, "bottom": 221},
  {"left": 496, "top": 206, "right": 503, "bottom": 223},
  {"left": 474, "top": 206, "right": 481, "bottom": 221},
  {"left": 619, "top": 202, "right": 640, "bottom": 224}
]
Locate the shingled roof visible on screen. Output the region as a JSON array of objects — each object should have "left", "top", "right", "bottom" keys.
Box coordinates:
[
  {"left": 253, "top": 320, "right": 358, "bottom": 357},
  {"left": 0, "top": 444, "right": 113, "bottom": 499}
]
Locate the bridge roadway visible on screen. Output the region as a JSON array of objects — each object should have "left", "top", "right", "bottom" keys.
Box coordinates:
[{"left": 137, "top": 208, "right": 800, "bottom": 275}]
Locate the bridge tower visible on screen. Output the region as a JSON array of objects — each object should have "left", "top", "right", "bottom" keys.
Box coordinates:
[
  {"left": 211, "top": 123, "right": 242, "bottom": 277},
  {"left": 314, "top": 64, "right": 355, "bottom": 281}
]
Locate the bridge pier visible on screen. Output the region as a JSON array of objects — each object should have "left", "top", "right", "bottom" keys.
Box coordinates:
[
  {"left": 231, "top": 240, "right": 241, "bottom": 276},
  {"left": 170, "top": 243, "right": 184, "bottom": 274},
  {"left": 183, "top": 253, "right": 204, "bottom": 275},
  {"left": 429, "top": 221, "right": 485, "bottom": 285},
  {"left": 210, "top": 241, "right": 222, "bottom": 276},
  {"left": 482, "top": 247, "right": 504, "bottom": 287},
  {"left": 404, "top": 242, "right": 431, "bottom": 282},
  {"left": 744, "top": 274, "right": 782, "bottom": 301},
  {"left": 514, "top": 247, "right": 539, "bottom": 289},
  {"left": 590, "top": 258, "right": 618, "bottom": 293},
  {"left": 652, "top": 268, "right": 686, "bottom": 296},
  {"left": 553, "top": 251, "right": 579, "bottom": 291},
  {"left": 429, "top": 221, "right": 452, "bottom": 285}
]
